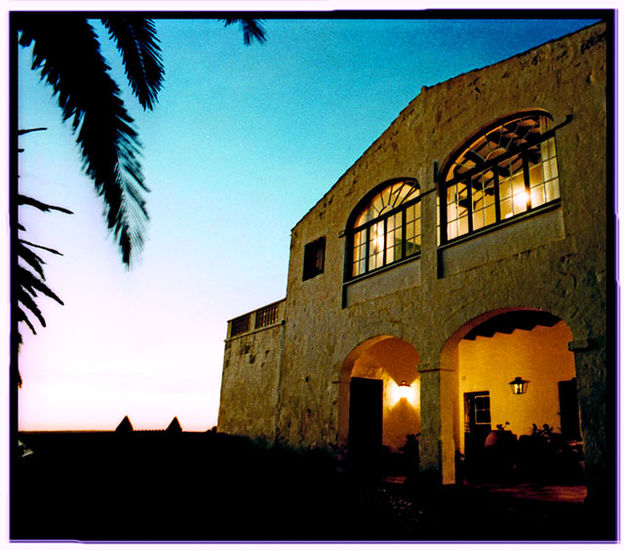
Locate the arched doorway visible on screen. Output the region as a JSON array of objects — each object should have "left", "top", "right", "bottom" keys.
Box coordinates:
[
  {"left": 338, "top": 336, "right": 421, "bottom": 478},
  {"left": 444, "top": 309, "right": 586, "bottom": 492}
]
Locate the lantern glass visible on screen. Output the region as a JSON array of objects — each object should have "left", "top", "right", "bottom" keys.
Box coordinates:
[{"left": 509, "top": 376, "right": 529, "bottom": 395}]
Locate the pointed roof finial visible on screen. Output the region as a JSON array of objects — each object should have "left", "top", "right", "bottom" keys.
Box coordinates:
[
  {"left": 115, "top": 415, "right": 133, "bottom": 433},
  {"left": 166, "top": 416, "right": 182, "bottom": 433}
]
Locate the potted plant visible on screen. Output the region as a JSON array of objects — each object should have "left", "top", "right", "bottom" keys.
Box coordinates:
[
  {"left": 483, "top": 422, "right": 517, "bottom": 481},
  {"left": 485, "top": 422, "right": 517, "bottom": 449}
]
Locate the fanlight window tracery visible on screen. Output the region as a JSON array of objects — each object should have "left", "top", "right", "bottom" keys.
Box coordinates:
[
  {"left": 440, "top": 112, "right": 560, "bottom": 243},
  {"left": 349, "top": 180, "right": 421, "bottom": 279}
]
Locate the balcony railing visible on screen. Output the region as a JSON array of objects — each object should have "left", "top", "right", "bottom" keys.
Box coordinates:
[
  {"left": 228, "top": 299, "right": 285, "bottom": 338},
  {"left": 230, "top": 314, "right": 251, "bottom": 337}
]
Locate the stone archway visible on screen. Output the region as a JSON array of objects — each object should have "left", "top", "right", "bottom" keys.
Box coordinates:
[
  {"left": 440, "top": 308, "right": 586, "bottom": 491},
  {"left": 338, "top": 336, "right": 421, "bottom": 476}
]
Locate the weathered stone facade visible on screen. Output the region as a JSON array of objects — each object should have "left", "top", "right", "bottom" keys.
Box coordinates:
[{"left": 218, "top": 22, "right": 612, "bottom": 503}]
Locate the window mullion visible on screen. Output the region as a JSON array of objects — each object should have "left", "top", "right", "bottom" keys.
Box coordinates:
[
  {"left": 493, "top": 165, "right": 501, "bottom": 223},
  {"left": 346, "top": 232, "right": 354, "bottom": 281},
  {"left": 382, "top": 218, "right": 387, "bottom": 267},
  {"left": 439, "top": 184, "right": 447, "bottom": 245},
  {"left": 401, "top": 207, "right": 406, "bottom": 259},
  {"left": 364, "top": 226, "right": 370, "bottom": 273},
  {"left": 466, "top": 177, "right": 474, "bottom": 234},
  {"left": 522, "top": 151, "right": 533, "bottom": 211}
]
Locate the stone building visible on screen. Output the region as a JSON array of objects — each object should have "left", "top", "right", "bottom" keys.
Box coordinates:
[{"left": 218, "top": 22, "right": 613, "bottom": 504}]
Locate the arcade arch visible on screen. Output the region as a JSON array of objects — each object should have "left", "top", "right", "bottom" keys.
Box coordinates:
[
  {"left": 440, "top": 308, "right": 585, "bottom": 486},
  {"left": 338, "top": 336, "right": 421, "bottom": 453}
]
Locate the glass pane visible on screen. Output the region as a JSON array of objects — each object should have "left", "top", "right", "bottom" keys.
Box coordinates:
[
  {"left": 475, "top": 409, "right": 491, "bottom": 424},
  {"left": 529, "top": 162, "right": 544, "bottom": 187},
  {"left": 545, "top": 177, "right": 560, "bottom": 203},
  {"left": 458, "top": 214, "right": 469, "bottom": 236},
  {"left": 447, "top": 219, "right": 458, "bottom": 241},
  {"left": 500, "top": 197, "right": 513, "bottom": 220},
  {"left": 387, "top": 212, "right": 402, "bottom": 264},
  {"left": 405, "top": 204, "right": 414, "bottom": 224},
  {"left": 413, "top": 218, "right": 421, "bottom": 238},
  {"left": 473, "top": 206, "right": 485, "bottom": 230},
  {"left": 471, "top": 169, "right": 496, "bottom": 231},
  {"left": 446, "top": 181, "right": 470, "bottom": 238},
  {"left": 354, "top": 181, "right": 419, "bottom": 228},
  {"left": 368, "top": 221, "right": 385, "bottom": 270},
  {"left": 511, "top": 170, "right": 525, "bottom": 195},
  {"left": 405, "top": 220, "right": 414, "bottom": 240},
  {"left": 531, "top": 185, "right": 545, "bottom": 208},
  {"left": 499, "top": 177, "right": 512, "bottom": 202},
  {"left": 387, "top": 213, "right": 396, "bottom": 232},
  {"left": 352, "top": 229, "right": 367, "bottom": 277}
]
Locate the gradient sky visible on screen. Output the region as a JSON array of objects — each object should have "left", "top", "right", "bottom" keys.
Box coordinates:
[{"left": 16, "top": 15, "right": 601, "bottom": 432}]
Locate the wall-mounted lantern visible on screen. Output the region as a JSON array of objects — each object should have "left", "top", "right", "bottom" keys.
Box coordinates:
[
  {"left": 509, "top": 376, "right": 529, "bottom": 395},
  {"left": 398, "top": 380, "right": 412, "bottom": 400}
]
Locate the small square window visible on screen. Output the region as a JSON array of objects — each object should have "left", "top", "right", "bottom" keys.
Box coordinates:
[{"left": 303, "top": 237, "right": 325, "bottom": 280}]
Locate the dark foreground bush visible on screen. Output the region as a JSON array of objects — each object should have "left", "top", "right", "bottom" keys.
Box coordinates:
[{"left": 11, "top": 431, "right": 614, "bottom": 542}]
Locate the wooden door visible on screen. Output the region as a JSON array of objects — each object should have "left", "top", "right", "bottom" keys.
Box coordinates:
[
  {"left": 348, "top": 377, "right": 383, "bottom": 468},
  {"left": 464, "top": 391, "right": 492, "bottom": 472}
]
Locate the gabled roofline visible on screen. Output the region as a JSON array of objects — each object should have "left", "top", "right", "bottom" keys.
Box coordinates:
[{"left": 291, "top": 19, "right": 607, "bottom": 232}]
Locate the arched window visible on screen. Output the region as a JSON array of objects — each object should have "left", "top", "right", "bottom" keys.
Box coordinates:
[
  {"left": 347, "top": 179, "right": 421, "bottom": 279},
  {"left": 439, "top": 111, "right": 560, "bottom": 244}
]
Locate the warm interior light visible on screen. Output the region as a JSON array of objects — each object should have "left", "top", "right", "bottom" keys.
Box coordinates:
[
  {"left": 509, "top": 376, "right": 529, "bottom": 395},
  {"left": 397, "top": 380, "right": 411, "bottom": 400},
  {"left": 371, "top": 227, "right": 384, "bottom": 253},
  {"left": 513, "top": 190, "right": 530, "bottom": 210}
]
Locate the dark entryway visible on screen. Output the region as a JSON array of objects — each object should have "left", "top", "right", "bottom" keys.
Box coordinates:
[
  {"left": 558, "top": 378, "right": 581, "bottom": 440},
  {"left": 463, "top": 391, "right": 491, "bottom": 477},
  {"left": 348, "top": 377, "right": 383, "bottom": 474}
]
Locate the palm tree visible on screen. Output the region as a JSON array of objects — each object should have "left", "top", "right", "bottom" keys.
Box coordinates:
[{"left": 14, "top": 15, "right": 266, "bottom": 380}]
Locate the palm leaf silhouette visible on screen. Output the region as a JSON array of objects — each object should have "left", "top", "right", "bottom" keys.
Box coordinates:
[
  {"left": 17, "top": 14, "right": 163, "bottom": 266},
  {"left": 15, "top": 15, "right": 265, "bottom": 385},
  {"left": 101, "top": 17, "right": 164, "bottom": 111},
  {"left": 221, "top": 18, "right": 267, "bottom": 45}
]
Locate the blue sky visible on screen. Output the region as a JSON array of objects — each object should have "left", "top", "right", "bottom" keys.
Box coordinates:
[{"left": 16, "top": 15, "right": 601, "bottom": 431}]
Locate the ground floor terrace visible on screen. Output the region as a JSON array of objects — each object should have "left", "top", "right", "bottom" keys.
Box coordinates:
[{"left": 336, "top": 307, "right": 601, "bottom": 500}]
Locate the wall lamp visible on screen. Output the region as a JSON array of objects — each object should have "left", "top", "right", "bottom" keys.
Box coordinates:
[
  {"left": 398, "top": 380, "right": 412, "bottom": 399},
  {"left": 509, "top": 376, "right": 530, "bottom": 395}
]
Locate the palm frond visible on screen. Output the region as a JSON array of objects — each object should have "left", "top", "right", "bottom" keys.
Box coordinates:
[
  {"left": 18, "top": 194, "right": 74, "bottom": 214},
  {"left": 101, "top": 17, "right": 164, "bottom": 110},
  {"left": 18, "top": 127, "right": 47, "bottom": 135},
  {"left": 17, "top": 264, "right": 64, "bottom": 304},
  {"left": 17, "top": 240, "right": 46, "bottom": 279},
  {"left": 19, "top": 239, "right": 63, "bottom": 255},
  {"left": 221, "top": 18, "right": 267, "bottom": 45},
  {"left": 17, "top": 286, "right": 47, "bottom": 328},
  {"left": 17, "top": 308, "right": 37, "bottom": 336},
  {"left": 17, "top": 14, "right": 149, "bottom": 266},
  {"left": 16, "top": 239, "right": 66, "bottom": 344}
]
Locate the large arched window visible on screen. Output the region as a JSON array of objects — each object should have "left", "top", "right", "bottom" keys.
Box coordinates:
[
  {"left": 439, "top": 111, "right": 560, "bottom": 244},
  {"left": 347, "top": 179, "right": 421, "bottom": 279}
]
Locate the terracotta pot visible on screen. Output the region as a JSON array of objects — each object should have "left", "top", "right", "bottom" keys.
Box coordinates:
[{"left": 485, "top": 430, "right": 517, "bottom": 449}]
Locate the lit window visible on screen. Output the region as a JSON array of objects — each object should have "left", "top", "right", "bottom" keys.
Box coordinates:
[
  {"left": 347, "top": 180, "right": 421, "bottom": 279},
  {"left": 439, "top": 112, "right": 560, "bottom": 244},
  {"left": 303, "top": 237, "right": 325, "bottom": 280}
]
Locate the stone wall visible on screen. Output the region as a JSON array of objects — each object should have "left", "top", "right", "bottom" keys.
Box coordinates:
[{"left": 217, "top": 302, "right": 285, "bottom": 441}]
